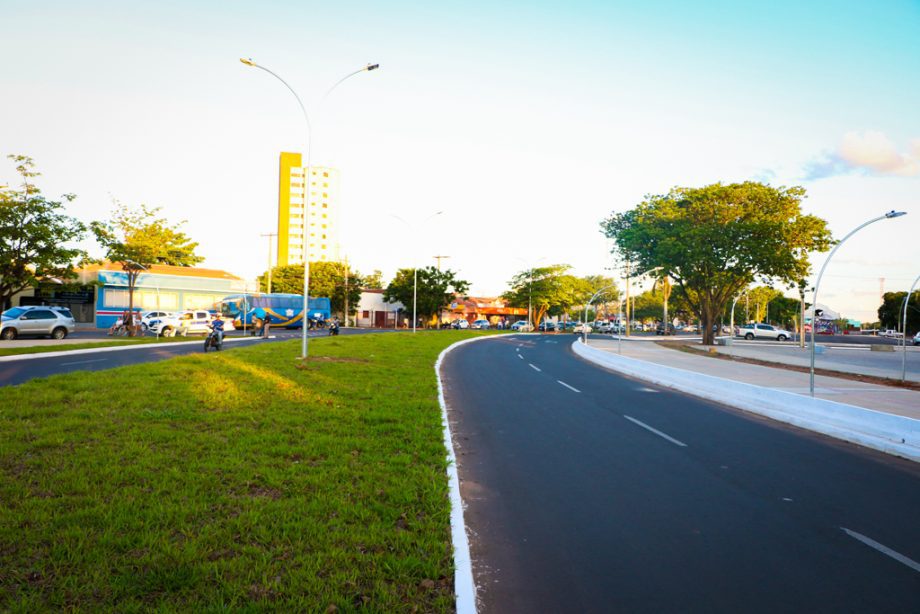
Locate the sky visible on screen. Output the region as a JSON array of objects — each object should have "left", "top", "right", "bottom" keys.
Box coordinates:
[{"left": 2, "top": 0, "right": 918, "bottom": 323}]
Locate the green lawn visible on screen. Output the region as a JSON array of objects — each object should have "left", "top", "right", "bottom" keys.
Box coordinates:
[
  {"left": 0, "top": 336, "right": 202, "bottom": 357},
  {"left": 0, "top": 331, "right": 482, "bottom": 612}
]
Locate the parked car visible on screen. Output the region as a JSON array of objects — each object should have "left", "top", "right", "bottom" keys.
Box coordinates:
[
  {"left": 592, "top": 321, "right": 612, "bottom": 333},
  {"left": 878, "top": 329, "right": 903, "bottom": 339},
  {"left": 471, "top": 319, "right": 490, "bottom": 329},
  {"left": 140, "top": 310, "right": 173, "bottom": 332},
  {"left": 736, "top": 323, "right": 792, "bottom": 341},
  {"left": 572, "top": 322, "right": 592, "bottom": 334},
  {"left": 913, "top": 332, "right": 920, "bottom": 346},
  {"left": 538, "top": 321, "right": 557, "bottom": 332},
  {"left": 656, "top": 323, "right": 675, "bottom": 335},
  {"left": 148, "top": 310, "right": 230, "bottom": 337},
  {"left": 682, "top": 324, "right": 698, "bottom": 333},
  {"left": 1, "top": 305, "right": 76, "bottom": 340},
  {"left": 510, "top": 320, "right": 532, "bottom": 332},
  {"left": 451, "top": 319, "right": 470, "bottom": 329}
]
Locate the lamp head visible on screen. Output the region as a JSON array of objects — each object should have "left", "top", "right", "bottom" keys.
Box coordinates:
[
  {"left": 240, "top": 58, "right": 257, "bottom": 67},
  {"left": 885, "top": 210, "right": 907, "bottom": 219},
  {"left": 366, "top": 63, "right": 380, "bottom": 71}
]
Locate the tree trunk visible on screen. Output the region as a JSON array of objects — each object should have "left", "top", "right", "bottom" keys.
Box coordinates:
[
  {"left": 127, "top": 272, "right": 137, "bottom": 337},
  {"left": 700, "top": 303, "right": 717, "bottom": 345}
]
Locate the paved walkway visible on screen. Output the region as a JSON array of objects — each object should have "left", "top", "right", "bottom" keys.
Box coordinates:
[{"left": 584, "top": 337, "right": 920, "bottom": 421}]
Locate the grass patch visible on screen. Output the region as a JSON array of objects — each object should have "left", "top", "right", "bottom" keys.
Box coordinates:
[
  {"left": 0, "top": 337, "right": 203, "bottom": 357},
  {"left": 0, "top": 330, "right": 487, "bottom": 611}
]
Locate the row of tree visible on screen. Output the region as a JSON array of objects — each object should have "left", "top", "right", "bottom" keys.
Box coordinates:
[{"left": 1, "top": 156, "right": 203, "bottom": 330}]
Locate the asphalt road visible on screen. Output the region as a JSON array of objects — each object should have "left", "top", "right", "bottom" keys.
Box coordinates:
[
  {"left": 0, "top": 328, "right": 373, "bottom": 387},
  {"left": 442, "top": 334, "right": 920, "bottom": 613}
]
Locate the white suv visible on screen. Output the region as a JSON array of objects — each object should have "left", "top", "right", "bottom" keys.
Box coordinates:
[
  {"left": 148, "top": 310, "right": 233, "bottom": 337},
  {"left": 737, "top": 323, "right": 792, "bottom": 341}
]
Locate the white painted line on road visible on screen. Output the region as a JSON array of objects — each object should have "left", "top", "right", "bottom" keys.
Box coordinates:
[
  {"left": 841, "top": 527, "right": 920, "bottom": 574},
  {"left": 518, "top": 354, "right": 524, "bottom": 360},
  {"left": 60, "top": 358, "right": 108, "bottom": 366},
  {"left": 529, "top": 363, "right": 542, "bottom": 372},
  {"left": 637, "top": 387, "right": 659, "bottom": 393},
  {"left": 557, "top": 380, "right": 581, "bottom": 393},
  {"left": 623, "top": 415, "right": 688, "bottom": 447}
]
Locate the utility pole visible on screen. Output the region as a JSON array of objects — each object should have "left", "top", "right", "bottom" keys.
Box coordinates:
[
  {"left": 433, "top": 255, "right": 450, "bottom": 270},
  {"left": 625, "top": 259, "right": 631, "bottom": 337},
  {"left": 342, "top": 257, "right": 350, "bottom": 327},
  {"left": 260, "top": 233, "right": 277, "bottom": 293}
]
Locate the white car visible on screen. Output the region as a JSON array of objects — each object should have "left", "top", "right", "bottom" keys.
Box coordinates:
[
  {"left": 471, "top": 319, "right": 490, "bottom": 329},
  {"left": 149, "top": 311, "right": 234, "bottom": 337},
  {"left": 510, "top": 320, "right": 532, "bottom": 332},
  {"left": 140, "top": 311, "right": 173, "bottom": 331},
  {"left": 737, "top": 323, "right": 792, "bottom": 341},
  {"left": 573, "top": 323, "right": 592, "bottom": 334}
]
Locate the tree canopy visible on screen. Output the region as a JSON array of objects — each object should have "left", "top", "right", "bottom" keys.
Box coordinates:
[
  {"left": 878, "top": 291, "right": 919, "bottom": 334},
  {"left": 0, "top": 155, "right": 88, "bottom": 309},
  {"left": 383, "top": 267, "right": 469, "bottom": 326},
  {"left": 91, "top": 203, "right": 203, "bottom": 269},
  {"left": 502, "top": 265, "right": 596, "bottom": 325},
  {"left": 602, "top": 182, "right": 832, "bottom": 344}
]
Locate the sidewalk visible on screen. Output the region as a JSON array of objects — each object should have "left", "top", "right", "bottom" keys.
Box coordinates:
[{"left": 583, "top": 337, "right": 920, "bottom": 421}]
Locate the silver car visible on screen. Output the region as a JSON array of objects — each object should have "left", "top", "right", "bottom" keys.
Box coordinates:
[{"left": 1, "top": 306, "right": 76, "bottom": 340}]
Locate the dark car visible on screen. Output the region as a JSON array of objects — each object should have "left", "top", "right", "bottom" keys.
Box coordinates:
[
  {"left": 656, "top": 323, "right": 675, "bottom": 335},
  {"left": 538, "top": 322, "right": 557, "bottom": 332}
]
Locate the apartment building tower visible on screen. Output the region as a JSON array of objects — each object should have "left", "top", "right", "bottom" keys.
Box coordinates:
[{"left": 277, "top": 151, "right": 340, "bottom": 266}]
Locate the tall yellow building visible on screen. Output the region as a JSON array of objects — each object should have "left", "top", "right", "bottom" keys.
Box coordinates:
[{"left": 277, "top": 152, "right": 340, "bottom": 266}]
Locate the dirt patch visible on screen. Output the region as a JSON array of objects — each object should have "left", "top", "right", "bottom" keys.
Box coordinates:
[{"left": 656, "top": 341, "right": 920, "bottom": 392}]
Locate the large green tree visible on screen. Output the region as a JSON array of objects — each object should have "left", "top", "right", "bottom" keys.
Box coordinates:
[
  {"left": 502, "top": 265, "right": 594, "bottom": 326},
  {"left": 383, "top": 267, "right": 469, "bottom": 327},
  {"left": 91, "top": 203, "right": 203, "bottom": 335},
  {"left": 0, "top": 155, "right": 88, "bottom": 310},
  {"left": 602, "top": 182, "right": 832, "bottom": 344},
  {"left": 879, "top": 291, "right": 920, "bottom": 334}
]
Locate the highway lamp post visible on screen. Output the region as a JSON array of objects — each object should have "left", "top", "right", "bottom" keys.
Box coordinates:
[
  {"left": 729, "top": 289, "right": 750, "bottom": 358},
  {"left": 514, "top": 257, "right": 546, "bottom": 331},
  {"left": 391, "top": 211, "right": 443, "bottom": 333},
  {"left": 241, "top": 57, "right": 379, "bottom": 358},
  {"left": 901, "top": 273, "right": 920, "bottom": 382},
  {"left": 583, "top": 285, "right": 617, "bottom": 345},
  {"left": 809, "top": 210, "right": 906, "bottom": 396}
]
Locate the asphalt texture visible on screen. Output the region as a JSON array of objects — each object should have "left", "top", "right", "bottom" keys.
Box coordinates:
[
  {"left": 442, "top": 334, "right": 920, "bottom": 613},
  {"left": 0, "top": 328, "right": 375, "bottom": 387}
]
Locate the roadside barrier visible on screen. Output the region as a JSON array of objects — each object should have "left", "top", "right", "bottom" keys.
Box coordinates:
[{"left": 573, "top": 340, "right": 920, "bottom": 463}]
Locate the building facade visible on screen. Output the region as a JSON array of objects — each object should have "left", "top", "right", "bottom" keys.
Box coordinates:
[
  {"left": 278, "top": 152, "right": 340, "bottom": 267},
  {"left": 355, "top": 289, "right": 404, "bottom": 328}
]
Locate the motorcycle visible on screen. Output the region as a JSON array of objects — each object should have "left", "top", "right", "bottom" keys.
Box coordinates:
[
  {"left": 204, "top": 329, "right": 223, "bottom": 352},
  {"left": 329, "top": 320, "right": 340, "bottom": 336}
]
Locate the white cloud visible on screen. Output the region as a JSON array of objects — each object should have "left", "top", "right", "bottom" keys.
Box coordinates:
[{"left": 804, "top": 130, "right": 920, "bottom": 179}]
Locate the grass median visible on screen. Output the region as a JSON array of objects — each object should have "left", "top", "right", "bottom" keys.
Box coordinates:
[{"left": 0, "top": 330, "right": 487, "bottom": 612}]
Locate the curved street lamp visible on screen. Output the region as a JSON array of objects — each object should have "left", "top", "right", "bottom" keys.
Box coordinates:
[
  {"left": 240, "top": 58, "right": 379, "bottom": 359},
  {"left": 391, "top": 211, "right": 443, "bottom": 333},
  {"left": 583, "top": 284, "right": 618, "bottom": 345},
  {"left": 809, "top": 210, "right": 906, "bottom": 396},
  {"left": 728, "top": 288, "right": 750, "bottom": 358},
  {"left": 901, "top": 273, "right": 920, "bottom": 381}
]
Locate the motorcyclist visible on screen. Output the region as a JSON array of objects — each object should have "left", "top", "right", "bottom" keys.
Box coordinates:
[
  {"left": 329, "top": 317, "right": 340, "bottom": 336},
  {"left": 209, "top": 314, "right": 225, "bottom": 345}
]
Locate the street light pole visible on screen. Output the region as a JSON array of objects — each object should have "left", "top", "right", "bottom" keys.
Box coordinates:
[
  {"left": 583, "top": 285, "right": 617, "bottom": 345},
  {"left": 241, "top": 58, "right": 379, "bottom": 358},
  {"left": 901, "top": 273, "right": 919, "bottom": 381},
  {"left": 810, "top": 210, "right": 906, "bottom": 396},
  {"left": 391, "top": 211, "right": 443, "bottom": 333}
]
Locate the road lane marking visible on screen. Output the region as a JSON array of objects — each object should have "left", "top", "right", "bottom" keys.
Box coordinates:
[
  {"left": 841, "top": 528, "right": 920, "bottom": 574},
  {"left": 518, "top": 354, "right": 524, "bottom": 360},
  {"left": 623, "top": 415, "right": 687, "bottom": 447},
  {"left": 557, "top": 380, "right": 580, "bottom": 393},
  {"left": 529, "top": 363, "right": 541, "bottom": 372},
  {"left": 637, "top": 387, "right": 659, "bottom": 393},
  {"left": 61, "top": 358, "right": 108, "bottom": 366}
]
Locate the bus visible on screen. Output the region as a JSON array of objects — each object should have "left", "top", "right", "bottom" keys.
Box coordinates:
[{"left": 218, "top": 293, "right": 331, "bottom": 329}]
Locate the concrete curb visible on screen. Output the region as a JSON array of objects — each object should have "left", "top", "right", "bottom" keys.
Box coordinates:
[
  {"left": 573, "top": 340, "right": 920, "bottom": 463},
  {"left": 0, "top": 336, "right": 261, "bottom": 363},
  {"left": 436, "top": 336, "right": 490, "bottom": 614}
]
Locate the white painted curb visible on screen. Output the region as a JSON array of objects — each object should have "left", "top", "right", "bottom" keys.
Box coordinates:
[
  {"left": 573, "top": 340, "right": 920, "bottom": 463},
  {"left": 436, "top": 335, "right": 494, "bottom": 614},
  {"left": 0, "top": 335, "right": 262, "bottom": 363}
]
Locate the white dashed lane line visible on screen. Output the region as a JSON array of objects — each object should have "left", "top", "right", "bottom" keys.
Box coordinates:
[
  {"left": 841, "top": 528, "right": 920, "bottom": 574},
  {"left": 529, "top": 363, "right": 542, "bottom": 372},
  {"left": 557, "top": 380, "right": 581, "bottom": 393},
  {"left": 623, "top": 415, "right": 688, "bottom": 447}
]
